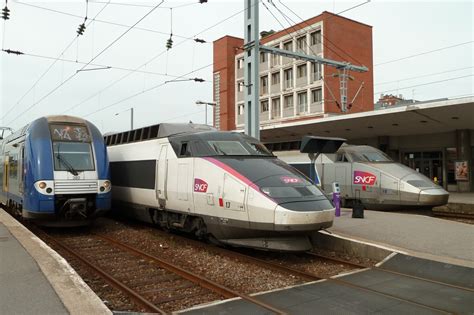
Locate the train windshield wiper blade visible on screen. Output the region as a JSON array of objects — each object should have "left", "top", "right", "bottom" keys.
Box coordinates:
[{"left": 56, "top": 146, "right": 78, "bottom": 176}]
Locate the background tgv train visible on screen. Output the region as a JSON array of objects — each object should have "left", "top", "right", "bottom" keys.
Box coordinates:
[
  {"left": 105, "top": 123, "right": 335, "bottom": 251},
  {"left": 272, "top": 142, "right": 449, "bottom": 210},
  {"left": 0, "top": 116, "right": 111, "bottom": 225}
]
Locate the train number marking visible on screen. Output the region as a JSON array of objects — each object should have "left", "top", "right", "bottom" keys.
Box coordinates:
[
  {"left": 280, "top": 176, "right": 303, "bottom": 184},
  {"left": 353, "top": 171, "right": 377, "bottom": 186},
  {"left": 194, "top": 178, "right": 208, "bottom": 193}
]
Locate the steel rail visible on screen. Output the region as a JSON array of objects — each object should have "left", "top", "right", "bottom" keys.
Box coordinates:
[
  {"left": 231, "top": 251, "right": 451, "bottom": 314},
  {"left": 39, "top": 232, "right": 166, "bottom": 314},
  {"left": 305, "top": 251, "right": 370, "bottom": 269},
  {"left": 147, "top": 230, "right": 451, "bottom": 314},
  {"left": 96, "top": 234, "right": 288, "bottom": 315},
  {"left": 432, "top": 211, "right": 474, "bottom": 220}
]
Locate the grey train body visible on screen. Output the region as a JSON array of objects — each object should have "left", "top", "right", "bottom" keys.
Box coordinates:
[
  {"left": 275, "top": 145, "right": 449, "bottom": 210},
  {"left": 105, "top": 124, "right": 335, "bottom": 252}
]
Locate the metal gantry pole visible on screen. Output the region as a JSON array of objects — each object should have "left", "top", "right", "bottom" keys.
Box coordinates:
[
  {"left": 130, "top": 107, "right": 134, "bottom": 130},
  {"left": 244, "top": 0, "right": 260, "bottom": 140}
]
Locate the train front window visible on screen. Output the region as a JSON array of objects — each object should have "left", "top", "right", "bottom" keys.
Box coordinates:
[{"left": 53, "top": 142, "right": 94, "bottom": 172}]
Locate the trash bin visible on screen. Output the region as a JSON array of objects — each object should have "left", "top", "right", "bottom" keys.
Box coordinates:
[{"left": 352, "top": 201, "right": 364, "bottom": 218}]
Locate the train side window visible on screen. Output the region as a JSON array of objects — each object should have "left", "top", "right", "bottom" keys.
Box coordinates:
[
  {"left": 336, "top": 154, "right": 349, "bottom": 162},
  {"left": 180, "top": 142, "right": 191, "bottom": 157}
]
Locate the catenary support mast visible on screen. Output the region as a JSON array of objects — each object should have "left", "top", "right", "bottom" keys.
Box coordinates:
[
  {"left": 244, "top": 1, "right": 369, "bottom": 140},
  {"left": 243, "top": 0, "right": 260, "bottom": 139}
]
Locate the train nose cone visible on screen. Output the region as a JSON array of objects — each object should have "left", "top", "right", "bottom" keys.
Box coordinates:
[{"left": 419, "top": 188, "right": 449, "bottom": 206}]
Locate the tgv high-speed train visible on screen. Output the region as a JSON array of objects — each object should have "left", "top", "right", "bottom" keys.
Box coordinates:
[
  {"left": 272, "top": 142, "right": 449, "bottom": 210},
  {"left": 105, "top": 123, "right": 335, "bottom": 251},
  {"left": 0, "top": 116, "right": 111, "bottom": 225}
]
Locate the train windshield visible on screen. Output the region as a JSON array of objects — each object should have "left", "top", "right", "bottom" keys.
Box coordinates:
[
  {"left": 349, "top": 150, "right": 392, "bottom": 162},
  {"left": 50, "top": 124, "right": 94, "bottom": 173},
  {"left": 53, "top": 142, "right": 95, "bottom": 172}
]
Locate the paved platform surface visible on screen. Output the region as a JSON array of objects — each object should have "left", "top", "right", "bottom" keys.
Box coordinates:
[
  {"left": 181, "top": 253, "right": 474, "bottom": 314},
  {"left": 0, "top": 209, "right": 111, "bottom": 315},
  {"left": 329, "top": 209, "right": 474, "bottom": 267}
]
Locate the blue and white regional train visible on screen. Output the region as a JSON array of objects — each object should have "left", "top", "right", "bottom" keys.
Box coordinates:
[
  {"left": 0, "top": 115, "right": 111, "bottom": 225},
  {"left": 105, "top": 123, "right": 335, "bottom": 251}
]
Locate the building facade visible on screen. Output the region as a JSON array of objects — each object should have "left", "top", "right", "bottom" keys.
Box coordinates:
[{"left": 213, "top": 11, "right": 373, "bottom": 131}]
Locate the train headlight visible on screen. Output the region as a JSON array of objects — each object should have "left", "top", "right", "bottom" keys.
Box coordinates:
[
  {"left": 34, "top": 180, "right": 54, "bottom": 195},
  {"left": 98, "top": 180, "right": 111, "bottom": 193}
]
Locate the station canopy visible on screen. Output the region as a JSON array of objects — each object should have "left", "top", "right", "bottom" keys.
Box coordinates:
[{"left": 258, "top": 97, "right": 474, "bottom": 142}]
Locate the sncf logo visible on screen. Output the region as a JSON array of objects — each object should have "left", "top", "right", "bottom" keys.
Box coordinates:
[
  {"left": 353, "top": 171, "right": 377, "bottom": 186},
  {"left": 280, "top": 176, "right": 303, "bottom": 184},
  {"left": 194, "top": 178, "right": 208, "bottom": 193}
]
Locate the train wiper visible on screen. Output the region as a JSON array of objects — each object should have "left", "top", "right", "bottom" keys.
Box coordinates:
[{"left": 56, "top": 145, "right": 79, "bottom": 176}]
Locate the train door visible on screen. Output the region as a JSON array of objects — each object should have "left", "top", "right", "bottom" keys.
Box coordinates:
[
  {"left": 18, "top": 145, "right": 25, "bottom": 194},
  {"left": 156, "top": 144, "right": 168, "bottom": 202},
  {"left": 2, "top": 154, "right": 8, "bottom": 193},
  {"left": 352, "top": 164, "right": 380, "bottom": 205},
  {"left": 176, "top": 160, "right": 194, "bottom": 213},
  {"left": 221, "top": 173, "right": 249, "bottom": 225},
  {"left": 379, "top": 174, "right": 399, "bottom": 203}
]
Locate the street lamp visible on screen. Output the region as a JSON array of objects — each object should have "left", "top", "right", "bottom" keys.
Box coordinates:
[
  {"left": 115, "top": 107, "right": 134, "bottom": 130},
  {"left": 195, "top": 100, "right": 216, "bottom": 126}
]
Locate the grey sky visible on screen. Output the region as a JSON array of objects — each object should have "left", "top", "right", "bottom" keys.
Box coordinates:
[{"left": 1, "top": 0, "right": 472, "bottom": 133}]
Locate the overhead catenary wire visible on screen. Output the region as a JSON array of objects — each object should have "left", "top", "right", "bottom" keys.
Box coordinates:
[
  {"left": 62, "top": 1, "right": 261, "bottom": 118},
  {"left": 375, "top": 41, "right": 474, "bottom": 66},
  {"left": 276, "top": 0, "right": 370, "bottom": 66},
  {"left": 5, "top": 0, "right": 165, "bottom": 126},
  {"left": 374, "top": 75, "right": 474, "bottom": 95},
  {"left": 12, "top": 50, "right": 202, "bottom": 79},
  {"left": 14, "top": 2, "right": 206, "bottom": 43},
  {"left": 2, "top": 0, "right": 112, "bottom": 122},
  {"left": 375, "top": 66, "right": 474, "bottom": 86},
  {"left": 83, "top": 62, "right": 213, "bottom": 118}
]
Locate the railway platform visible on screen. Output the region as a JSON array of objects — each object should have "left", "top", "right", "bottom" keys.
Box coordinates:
[
  {"left": 182, "top": 252, "right": 474, "bottom": 314},
  {"left": 0, "top": 209, "right": 110, "bottom": 315},
  {"left": 328, "top": 208, "right": 474, "bottom": 267}
]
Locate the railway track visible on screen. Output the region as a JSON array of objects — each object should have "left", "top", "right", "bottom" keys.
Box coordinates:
[
  {"left": 139, "top": 228, "right": 457, "bottom": 314},
  {"left": 432, "top": 210, "right": 474, "bottom": 220},
  {"left": 34, "top": 228, "right": 287, "bottom": 314},
  {"left": 31, "top": 219, "right": 470, "bottom": 314}
]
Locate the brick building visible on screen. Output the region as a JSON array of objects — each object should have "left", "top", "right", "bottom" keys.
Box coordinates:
[{"left": 213, "top": 11, "right": 373, "bottom": 131}]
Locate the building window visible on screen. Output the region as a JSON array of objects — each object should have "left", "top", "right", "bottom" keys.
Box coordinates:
[
  {"left": 272, "top": 97, "right": 281, "bottom": 118},
  {"left": 310, "top": 30, "right": 321, "bottom": 45},
  {"left": 296, "top": 36, "right": 306, "bottom": 53},
  {"left": 298, "top": 91, "right": 307, "bottom": 113},
  {"left": 271, "top": 72, "right": 280, "bottom": 85},
  {"left": 283, "top": 40, "right": 293, "bottom": 52},
  {"left": 284, "top": 94, "right": 293, "bottom": 108},
  {"left": 271, "top": 45, "right": 280, "bottom": 66},
  {"left": 311, "top": 88, "right": 322, "bottom": 103},
  {"left": 260, "top": 75, "right": 268, "bottom": 94},
  {"left": 297, "top": 64, "right": 307, "bottom": 79},
  {"left": 284, "top": 68, "right": 293, "bottom": 89},
  {"left": 237, "top": 81, "right": 244, "bottom": 92},
  {"left": 260, "top": 100, "right": 269, "bottom": 113},
  {"left": 238, "top": 104, "right": 244, "bottom": 115},
  {"left": 237, "top": 58, "right": 244, "bottom": 69},
  {"left": 312, "top": 63, "right": 322, "bottom": 81},
  {"left": 260, "top": 52, "right": 267, "bottom": 63}
]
